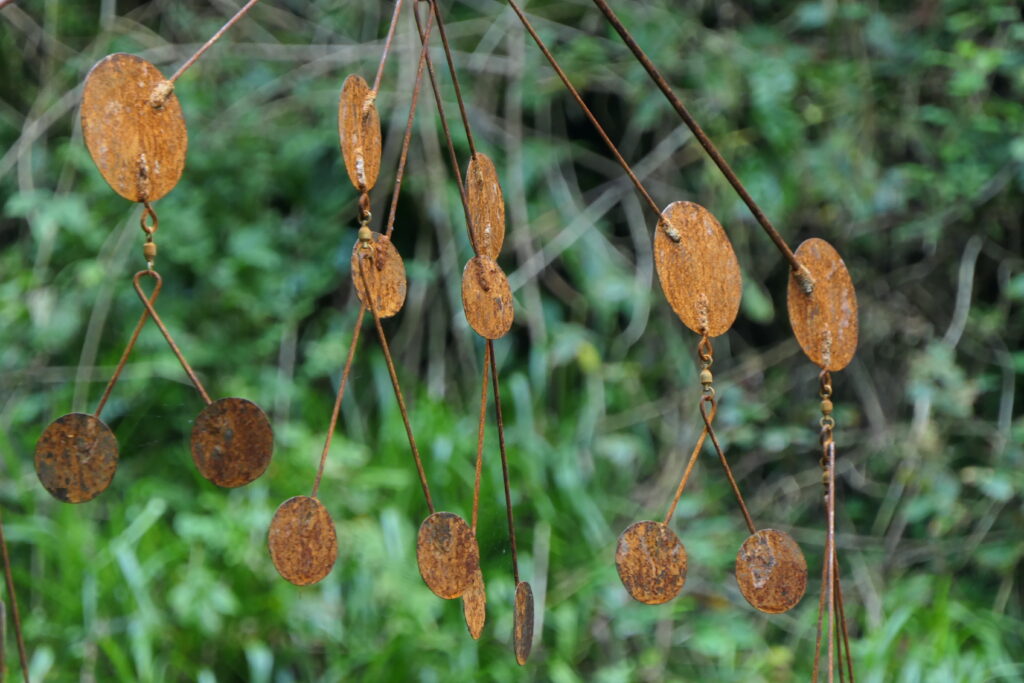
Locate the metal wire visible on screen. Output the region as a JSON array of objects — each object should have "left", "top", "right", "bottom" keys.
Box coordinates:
[{"left": 0, "top": 509, "right": 28, "bottom": 683}]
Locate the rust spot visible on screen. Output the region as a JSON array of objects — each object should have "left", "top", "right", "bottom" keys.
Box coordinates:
[
  {"left": 461, "top": 567, "right": 487, "bottom": 640},
  {"left": 34, "top": 413, "right": 118, "bottom": 503},
  {"left": 513, "top": 581, "right": 535, "bottom": 665},
  {"left": 465, "top": 153, "right": 506, "bottom": 260},
  {"left": 735, "top": 528, "right": 807, "bottom": 614},
  {"left": 190, "top": 397, "right": 273, "bottom": 488},
  {"left": 350, "top": 232, "right": 407, "bottom": 319},
  {"left": 415, "top": 512, "right": 479, "bottom": 599},
  {"left": 461, "top": 255, "right": 514, "bottom": 340},
  {"left": 615, "top": 520, "right": 687, "bottom": 605},
  {"left": 338, "top": 74, "right": 382, "bottom": 192},
  {"left": 268, "top": 495, "right": 338, "bottom": 586}
]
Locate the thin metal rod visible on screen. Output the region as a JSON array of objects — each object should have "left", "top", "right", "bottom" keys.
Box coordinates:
[
  {"left": 471, "top": 343, "right": 490, "bottom": 533},
  {"left": 0, "top": 510, "right": 29, "bottom": 683},
  {"left": 825, "top": 440, "right": 838, "bottom": 683},
  {"left": 311, "top": 306, "right": 366, "bottom": 498},
  {"left": 699, "top": 397, "right": 756, "bottom": 534},
  {"left": 487, "top": 340, "right": 519, "bottom": 584},
  {"left": 371, "top": 0, "right": 405, "bottom": 93},
  {"left": 93, "top": 278, "right": 162, "bottom": 417},
  {"left": 131, "top": 270, "right": 212, "bottom": 405},
  {"left": 834, "top": 549, "right": 856, "bottom": 682},
  {"left": 663, "top": 403, "right": 715, "bottom": 525},
  {"left": 812, "top": 542, "right": 828, "bottom": 683},
  {"left": 167, "top": 0, "right": 262, "bottom": 85},
  {"left": 428, "top": 0, "right": 477, "bottom": 158}
]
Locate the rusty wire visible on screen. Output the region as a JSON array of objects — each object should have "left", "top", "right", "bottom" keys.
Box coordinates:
[
  {"left": 427, "top": 0, "right": 478, "bottom": 158},
  {"left": 488, "top": 341, "right": 519, "bottom": 584},
  {"left": 0, "top": 509, "right": 28, "bottom": 683},
  {"left": 164, "top": 0, "right": 262, "bottom": 87},
  {"left": 93, "top": 277, "right": 161, "bottom": 417},
  {"left": 371, "top": 0, "right": 405, "bottom": 94},
  {"left": 471, "top": 343, "right": 490, "bottom": 533}
]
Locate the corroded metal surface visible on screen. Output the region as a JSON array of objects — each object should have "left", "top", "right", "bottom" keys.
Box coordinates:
[
  {"left": 653, "top": 201, "right": 742, "bottom": 337},
  {"left": 787, "top": 238, "right": 859, "bottom": 371},
  {"left": 34, "top": 413, "right": 118, "bottom": 503},
  {"left": 461, "top": 255, "right": 514, "bottom": 340},
  {"left": 416, "top": 512, "right": 478, "bottom": 599},
  {"left": 190, "top": 397, "right": 273, "bottom": 488},
  {"left": 615, "top": 520, "right": 687, "bottom": 604},
  {"left": 513, "top": 580, "right": 535, "bottom": 665},
  {"left": 80, "top": 53, "right": 187, "bottom": 202},
  {"left": 735, "top": 528, "right": 808, "bottom": 614},
  {"left": 462, "top": 567, "right": 487, "bottom": 640},
  {"left": 465, "top": 152, "right": 506, "bottom": 260},
  {"left": 350, "top": 232, "right": 407, "bottom": 319},
  {"left": 268, "top": 495, "right": 338, "bottom": 586},
  {"left": 338, "top": 74, "right": 382, "bottom": 192}
]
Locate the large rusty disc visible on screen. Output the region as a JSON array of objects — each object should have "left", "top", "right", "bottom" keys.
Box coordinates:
[
  {"left": 461, "top": 255, "right": 514, "bottom": 340},
  {"left": 190, "top": 397, "right": 273, "bottom": 488},
  {"left": 416, "top": 512, "right": 479, "bottom": 599},
  {"left": 267, "top": 495, "right": 338, "bottom": 586},
  {"left": 615, "top": 520, "right": 687, "bottom": 605},
  {"left": 787, "top": 238, "right": 859, "bottom": 371},
  {"left": 80, "top": 53, "right": 187, "bottom": 202},
  {"left": 462, "top": 567, "right": 487, "bottom": 640},
  {"left": 653, "top": 201, "right": 742, "bottom": 337},
  {"left": 350, "top": 232, "right": 407, "bottom": 319},
  {"left": 513, "top": 581, "right": 535, "bottom": 666},
  {"left": 34, "top": 413, "right": 118, "bottom": 503},
  {"left": 338, "top": 74, "right": 381, "bottom": 192},
  {"left": 465, "top": 153, "right": 506, "bottom": 260},
  {"left": 735, "top": 529, "right": 808, "bottom": 614}
]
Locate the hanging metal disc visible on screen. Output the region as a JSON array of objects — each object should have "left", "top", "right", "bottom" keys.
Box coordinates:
[
  {"left": 34, "top": 413, "right": 118, "bottom": 504},
  {"left": 351, "top": 232, "right": 407, "bottom": 319},
  {"left": 267, "top": 495, "right": 338, "bottom": 586},
  {"left": 735, "top": 528, "right": 808, "bottom": 614},
  {"left": 462, "top": 567, "right": 487, "bottom": 640},
  {"left": 513, "top": 581, "right": 535, "bottom": 665},
  {"left": 338, "top": 74, "right": 382, "bottom": 192},
  {"left": 415, "top": 511, "right": 479, "bottom": 599},
  {"left": 190, "top": 397, "right": 274, "bottom": 488},
  {"left": 461, "top": 255, "right": 514, "bottom": 340},
  {"left": 466, "top": 152, "right": 506, "bottom": 260},
  {"left": 615, "top": 520, "right": 687, "bottom": 604}
]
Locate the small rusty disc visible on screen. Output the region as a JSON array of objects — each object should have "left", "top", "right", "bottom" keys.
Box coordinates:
[
  {"left": 190, "top": 397, "right": 273, "bottom": 488},
  {"left": 513, "top": 581, "right": 535, "bottom": 666},
  {"left": 615, "top": 520, "right": 687, "bottom": 605},
  {"left": 787, "top": 238, "right": 859, "bottom": 371},
  {"left": 653, "top": 201, "right": 742, "bottom": 337},
  {"left": 461, "top": 255, "right": 514, "bottom": 340},
  {"left": 34, "top": 413, "right": 118, "bottom": 503},
  {"left": 465, "top": 153, "right": 506, "bottom": 260},
  {"left": 80, "top": 53, "right": 188, "bottom": 202},
  {"left": 338, "top": 74, "right": 382, "bottom": 192},
  {"left": 416, "top": 512, "right": 479, "bottom": 599},
  {"left": 735, "top": 529, "right": 808, "bottom": 614},
  {"left": 350, "top": 232, "right": 407, "bottom": 319},
  {"left": 462, "top": 567, "right": 487, "bottom": 640},
  {"left": 267, "top": 495, "right": 338, "bottom": 586}
]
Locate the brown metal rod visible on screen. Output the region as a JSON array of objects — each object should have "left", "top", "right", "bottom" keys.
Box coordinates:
[
  {"left": 471, "top": 343, "right": 490, "bottom": 533},
  {"left": 167, "top": 0, "right": 262, "bottom": 85},
  {"left": 93, "top": 278, "right": 162, "bottom": 417},
  {"left": 699, "top": 397, "right": 756, "bottom": 534},
  {"left": 371, "top": 0, "right": 406, "bottom": 94},
  {"left": 487, "top": 340, "right": 519, "bottom": 584},
  {"left": 427, "top": 0, "right": 477, "bottom": 158},
  {"left": 0, "top": 510, "right": 29, "bottom": 683},
  {"left": 662, "top": 403, "right": 715, "bottom": 525},
  {"left": 834, "top": 549, "right": 856, "bottom": 682}
]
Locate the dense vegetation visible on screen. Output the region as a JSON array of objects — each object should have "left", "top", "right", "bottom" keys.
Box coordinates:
[{"left": 1, "top": 0, "right": 1022, "bottom": 680}]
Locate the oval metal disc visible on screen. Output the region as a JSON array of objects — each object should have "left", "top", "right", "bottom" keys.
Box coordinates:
[
  {"left": 350, "top": 232, "right": 407, "bottom": 319},
  {"left": 786, "top": 238, "right": 859, "bottom": 371},
  {"left": 416, "top": 512, "right": 479, "bottom": 599},
  {"left": 34, "top": 413, "right": 118, "bottom": 503},
  {"left": 461, "top": 255, "right": 514, "bottom": 340},
  {"left": 735, "top": 528, "right": 808, "bottom": 614},
  {"left": 80, "top": 53, "right": 188, "bottom": 202},
  {"left": 615, "top": 520, "right": 687, "bottom": 605},
  {"left": 465, "top": 153, "right": 506, "bottom": 260},
  {"left": 267, "top": 495, "right": 338, "bottom": 586},
  {"left": 190, "top": 397, "right": 274, "bottom": 488},
  {"left": 338, "top": 74, "right": 382, "bottom": 192},
  {"left": 513, "top": 581, "right": 535, "bottom": 666},
  {"left": 462, "top": 567, "right": 487, "bottom": 640},
  {"left": 653, "top": 201, "right": 742, "bottom": 337}
]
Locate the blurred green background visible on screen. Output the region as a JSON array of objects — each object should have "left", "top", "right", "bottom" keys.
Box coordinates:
[{"left": 1, "top": 0, "right": 1023, "bottom": 680}]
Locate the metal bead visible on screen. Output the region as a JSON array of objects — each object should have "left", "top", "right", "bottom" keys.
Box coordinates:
[
  {"left": 357, "top": 226, "right": 373, "bottom": 243},
  {"left": 699, "top": 369, "right": 713, "bottom": 386},
  {"left": 820, "top": 398, "right": 833, "bottom": 415},
  {"left": 142, "top": 241, "right": 157, "bottom": 261}
]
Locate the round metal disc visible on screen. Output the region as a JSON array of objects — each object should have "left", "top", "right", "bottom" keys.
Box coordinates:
[
  {"left": 461, "top": 255, "right": 514, "bottom": 340},
  {"left": 267, "top": 495, "right": 338, "bottom": 586},
  {"left": 350, "top": 232, "right": 407, "bottom": 319},
  {"left": 513, "top": 581, "right": 535, "bottom": 666},
  {"left": 653, "top": 201, "right": 742, "bottom": 337},
  {"left": 190, "top": 397, "right": 273, "bottom": 488},
  {"left": 80, "top": 53, "right": 187, "bottom": 202},
  {"left": 465, "top": 153, "right": 506, "bottom": 260},
  {"left": 735, "top": 528, "right": 808, "bottom": 614},
  {"left": 462, "top": 567, "right": 487, "bottom": 640},
  {"left": 787, "top": 238, "right": 859, "bottom": 371},
  {"left": 338, "top": 74, "right": 381, "bottom": 192},
  {"left": 416, "top": 512, "right": 479, "bottom": 599},
  {"left": 34, "top": 413, "right": 118, "bottom": 503},
  {"left": 615, "top": 520, "right": 687, "bottom": 605}
]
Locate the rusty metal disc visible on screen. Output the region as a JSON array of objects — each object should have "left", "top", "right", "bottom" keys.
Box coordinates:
[
  {"left": 34, "top": 413, "right": 118, "bottom": 503},
  {"left": 787, "top": 238, "right": 859, "bottom": 371},
  {"left": 416, "top": 512, "right": 479, "bottom": 599},
  {"left": 190, "top": 397, "right": 273, "bottom": 488},
  {"left": 461, "top": 255, "right": 514, "bottom": 340},
  {"left": 513, "top": 581, "right": 535, "bottom": 666},
  {"left": 465, "top": 153, "right": 506, "bottom": 260},
  {"left": 735, "top": 528, "right": 808, "bottom": 614},
  {"left": 653, "top": 201, "right": 742, "bottom": 337},
  {"left": 615, "top": 520, "right": 687, "bottom": 605},
  {"left": 462, "top": 567, "right": 487, "bottom": 640},
  {"left": 267, "top": 495, "right": 338, "bottom": 586},
  {"left": 80, "top": 53, "right": 188, "bottom": 202},
  {"left": 338, "top": 74, "right": 382, "bottom": 192},
  {"left": 350, "top": 232, "right": 407, "bottom": 319}
]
